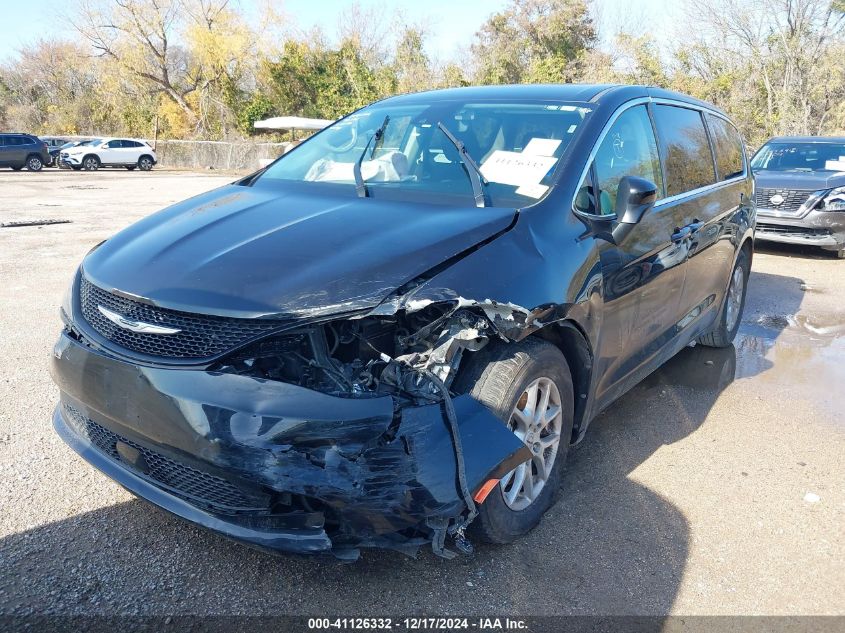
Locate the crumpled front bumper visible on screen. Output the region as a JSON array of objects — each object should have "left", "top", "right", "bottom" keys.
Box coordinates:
[{"left": 50, "top": 332, "right": 529, "bottom": 559}]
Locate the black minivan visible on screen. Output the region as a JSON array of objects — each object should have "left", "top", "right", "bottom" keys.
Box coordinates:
[{"left": 51, "top": 85, "right": 754, "bottom": 560}]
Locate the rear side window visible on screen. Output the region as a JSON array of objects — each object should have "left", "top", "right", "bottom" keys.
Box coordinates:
[
  {"left": 653, "top": 105, "right": 716, "bottom": 196},
  {"left": 706, "top": 114, "right": 745, "bottom": 180},
  {"left": 6, "top": 136, "right": 23, "bottom": 146},
  {"left": 592, "top": 104, "right": 663, "bottom": 215}
]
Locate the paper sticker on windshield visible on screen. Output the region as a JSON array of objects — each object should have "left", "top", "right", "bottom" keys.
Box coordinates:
[
  {"left": 523, "top": 138, "right": 561, "bottom": 157},
  {"left": 515, "top": 183, "right": 549, "bottom": 199},
  {"left": 480, "top": 151, "right": 557, "bottom": 187}
]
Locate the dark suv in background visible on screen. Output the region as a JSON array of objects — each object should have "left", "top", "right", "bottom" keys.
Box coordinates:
[
  {"left": 0, "top": 133, "right": 49, "bottom": 171},
  {"left": 751, "top": 136, "right": 845, "bottom": 258}
]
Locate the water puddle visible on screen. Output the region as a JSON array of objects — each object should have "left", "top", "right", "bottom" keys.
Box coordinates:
[
  {"left": 733, "top": 314, "right": 845, "bottom": 420},
  {"left": 644, "top": 313, "right": 844, "bottom": 423}
]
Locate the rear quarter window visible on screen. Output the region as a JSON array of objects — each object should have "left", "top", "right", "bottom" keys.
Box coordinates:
[
  {"left": 706, "top": 114, "right": 745, "bottom": 180},
  {"left": 653, "top": 105, "right": 717, "bottom": 196}
]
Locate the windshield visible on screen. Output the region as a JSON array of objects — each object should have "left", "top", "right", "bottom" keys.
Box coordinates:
[
  {"left": 258, "top": 100, "right": 592, "bottom": 207},
  {"left": 751, "top": 142, "right": 845, "bottom": 172}
]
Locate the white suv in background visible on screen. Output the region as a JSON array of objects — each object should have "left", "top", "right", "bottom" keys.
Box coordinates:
[{"left": 60, "top": 138, "right": 157, "bottom": 171}]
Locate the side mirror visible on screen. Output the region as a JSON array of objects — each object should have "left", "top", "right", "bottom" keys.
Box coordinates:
[{"left": 611, "top": 176, "right": 657, "bottom": 243}]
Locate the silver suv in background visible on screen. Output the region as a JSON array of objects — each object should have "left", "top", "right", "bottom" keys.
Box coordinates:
[{"left": 751, "top": 136, "right": 845, "bottom": 258}]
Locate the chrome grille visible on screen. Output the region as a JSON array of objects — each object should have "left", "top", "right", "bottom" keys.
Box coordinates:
[
  {"left": 64, "top": 404, "right": 270, "bottom": 513},
  {"left": 755, "top": 187, "right": 815, "bottom": 213},
  {"left": 78, "top": 276, "right": 287, "bottom": 359}
]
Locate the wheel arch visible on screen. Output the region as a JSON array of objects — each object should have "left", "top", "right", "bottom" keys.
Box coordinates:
[
  {"left": 740, "top": 234, "right": 753, "bottom": 267},
  {"left": 531, "top": 320, "right": 594, "bottom": 445}
]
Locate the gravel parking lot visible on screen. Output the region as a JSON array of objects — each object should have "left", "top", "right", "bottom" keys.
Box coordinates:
[{"left": 0, "top": 170, "right": 843, "bottom": 617}]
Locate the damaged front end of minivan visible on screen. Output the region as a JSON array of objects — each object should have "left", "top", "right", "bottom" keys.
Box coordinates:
[{"left": 51, "top": 277, "right": 562, "bottom": 560}]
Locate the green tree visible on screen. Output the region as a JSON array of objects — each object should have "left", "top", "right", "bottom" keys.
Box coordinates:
[
  {"left": 471, "top": 0, "right": 597, "bottom": 84},
  {"left": 262, "top": 38, "right": 394, "bottom": 120},
  {"left": 393, "top": 27, "right": 433, "bottom": 94}
]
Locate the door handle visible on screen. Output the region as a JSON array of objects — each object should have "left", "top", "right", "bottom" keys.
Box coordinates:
[
  {"left": 687, "top": 218, "right": 705, "bottom": 234},
  {"left": 672, "top": 219, "right": 704, "bottom": 243},
  {"left": 671, "top": 226, "right": 690, "bottom": 243}
]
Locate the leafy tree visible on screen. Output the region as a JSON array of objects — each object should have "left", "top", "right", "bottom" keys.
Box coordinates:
[
  {"left": 261, "top": 38, "right": 394, "bottom": 120},
  {"left": 471, "top": 0, "right": 597, "bottom": 84},
  {"left": 393, "top": 27, "right": 433, "bottom": 94}
]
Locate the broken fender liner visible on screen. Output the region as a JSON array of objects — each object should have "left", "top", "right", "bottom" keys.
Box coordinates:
[{"left": 50, "top": 332, "right": 530, "bottom": 558}]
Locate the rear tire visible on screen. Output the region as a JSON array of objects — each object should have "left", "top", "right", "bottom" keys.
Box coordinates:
[
  {"left": 698, "top": 248, "right": 749, "bottom": 347},
  {"left": 26, "top": 155, "right": 43, "bottom": 171},
  {"left": 138, "top": 155, "right": 154, "bottom": 171},
  {"left": 82, "top": 155, "right": 100, "bottom": 171},
  {"left": 454, "top": 338, "right": 574, "bottom": 544}
]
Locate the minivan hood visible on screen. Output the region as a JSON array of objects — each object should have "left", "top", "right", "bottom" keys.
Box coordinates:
[
  {"left": 753, "top": 169, "right": 845, "bottom": 190},
  {"left": 82, "top": 183, "right": 517, "bottom": 319}
]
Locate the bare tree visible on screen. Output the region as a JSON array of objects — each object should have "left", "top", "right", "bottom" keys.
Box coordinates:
[{"left": 686, "top": 0, "right": 845, "bottom": 138}]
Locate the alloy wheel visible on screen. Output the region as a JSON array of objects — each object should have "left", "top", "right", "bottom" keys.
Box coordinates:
[
  {"left": 139, "top": 157, "right": 153, "bottom": 171},
  {"left": 500, "top": 377, "right": 563, "bottom": 511},
  {"left": 27, "top": 157, "right": 42, "bottom": 171}
]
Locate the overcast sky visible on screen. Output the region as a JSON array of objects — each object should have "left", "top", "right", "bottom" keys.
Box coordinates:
[{"left": 0, "top": 0, "right": 675, "bottom": 63}]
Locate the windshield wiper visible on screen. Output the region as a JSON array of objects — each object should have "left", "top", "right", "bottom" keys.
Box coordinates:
[
  {"left": 354, "top": 115, "right": 390, "bottom": 198},
  {"left": 436, "top": 121, "right": 489, "bottom": 208}
]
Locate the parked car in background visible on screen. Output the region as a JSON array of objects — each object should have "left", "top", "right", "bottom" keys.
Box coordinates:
[
  {"left": 0, "top": 133, "right": 49, "bottom": 171},
  {"left": 51, "top": 85, "right": 754, "bottom": 560},
  {"left": 56, "top": 140, "right": 93, "bottom": 168},
  {"left": 59, "top": 138, "right": 157, "bottom": 171},
  {"left": 751, "top": 136, "right": 845, "bottom": 258},
  {"left": 39, "top": 137, "right": 69, "bottom": 166}
]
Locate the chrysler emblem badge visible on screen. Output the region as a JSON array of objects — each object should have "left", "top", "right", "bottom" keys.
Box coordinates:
[{"left": 97, "top": 305, "right": 181, "bottom": 335}]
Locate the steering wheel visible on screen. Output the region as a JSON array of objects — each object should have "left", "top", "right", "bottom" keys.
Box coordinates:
[{"left": 324, "top": 122, "right": 358, "bottom": 153}]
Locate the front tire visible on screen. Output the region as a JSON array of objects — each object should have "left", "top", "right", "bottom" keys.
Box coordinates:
[
  {"left": 455, "top": 338, "right": 574, "bottom": 544},
  {"left": 82, "top": 155, "right": 100, "bottom": 171},
  {"left": 698, "top": 248, "right": 750, "bottom": 347},
  {"left": 138, "top": 155, "right": 154, "bottom": 171}
]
